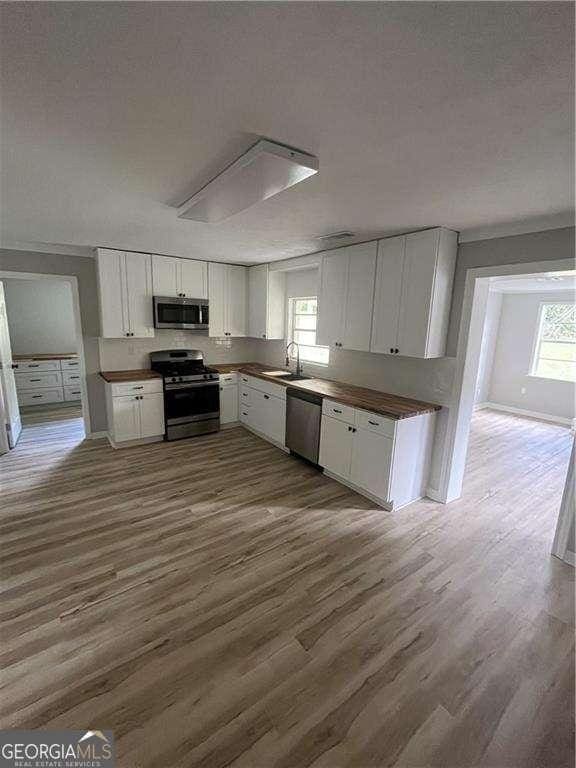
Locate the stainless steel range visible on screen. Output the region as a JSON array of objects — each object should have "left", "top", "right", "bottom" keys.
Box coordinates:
[{"left": 150, "top": 350, "right": 220, "bottom": 441}]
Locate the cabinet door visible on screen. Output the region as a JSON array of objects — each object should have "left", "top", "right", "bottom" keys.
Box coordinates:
[
  {"left": 220, "top": 384, "right": 239, "bottom": 424},
  {"left": 260, "top": 393, "right": 286, "bottom": 445},
  {"left": 227, "top": 265, "right": 247, "bottom": 337},
  {"left": 397, "top": 229, "right": 440, "bottom": 358},
  {"left": 342, "top": 242, "right": 377, "bottom": 351},
  {"left": 370, "top": 236, "right": 405, "bottom": 354},
  {"left": 350, "top": 428, "right": 393, "bottom": 502},
  {"left": 139, "top": 392, "right": 165, "bottom": 438},
  {"left": 125, "top": 252, "right": 154, "bottom": 338},
  {"left": 248, "top": 264, "right": 268, "bottom": 339},
  {"left": 316, "top": 250, "right": 348, "bottom": 347},
  {"left": 152, "top": 255, "right": 179, "bottom": 297},
  {"left": 180, "top": 259, "right": 208, "bottom": 299},
  {"left": 97, "top": 249, "right": 128, "bottom": 338},
  {"left": 112, "top": 395, "right": 141, "bottom": 442},
  {"left": 319, "top": 415, "right": 353, "bottom": 479},
  {"left": 208, "top": 263, "right": 227, "bottom": 337}
]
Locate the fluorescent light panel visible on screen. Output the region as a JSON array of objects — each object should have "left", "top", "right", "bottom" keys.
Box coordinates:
[{"left": 177, "top": 139, "right": 319, "bottom": 223}]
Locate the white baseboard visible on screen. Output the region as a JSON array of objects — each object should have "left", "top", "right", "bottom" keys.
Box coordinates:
[
  {"left": 481, "top": 402, "right": 572, "bottom": 426},
  {"left": 86, "top": 430, "right": 108, "bottom": 440}
]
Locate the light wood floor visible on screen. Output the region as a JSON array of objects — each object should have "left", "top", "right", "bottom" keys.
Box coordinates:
[{"left": 1, "top": 409, "right": 574, "bottom": 767}]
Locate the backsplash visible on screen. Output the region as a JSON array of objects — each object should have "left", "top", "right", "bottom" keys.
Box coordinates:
[
  {"left": 98, "top": 331, "right": 259, "bottom": 371},
  {"left": 252, "top": 339, "right": 456, "bottom": 406}
]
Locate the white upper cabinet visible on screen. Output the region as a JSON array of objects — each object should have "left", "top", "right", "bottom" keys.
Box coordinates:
[
  {"left": 180, "top": 259, "right": 207, "bottom": 298},
  {"left": 152, "top": 254, "right": 207, "bottom": 299},
  {"left": 370, "top": 228, "right": 457, "bottom": 358},
  {"left": 317, "top": 242, "right": 377, "bottom": 352},
  {"left": 247, "top": 264, "right": 285, "bottom": 340},
  {"left": 370, "top": 236, "right": 405, "bottom": 356},
  {"left": 96, "top": 249, "right": 154, "bottom": 338},
  {"left": 208, "top": 263, "right": 247, "bottom": 337}
]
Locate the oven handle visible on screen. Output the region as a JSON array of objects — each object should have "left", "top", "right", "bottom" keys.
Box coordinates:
[{"left": 164, "top": 381, "right": 219, "bottom": 391}]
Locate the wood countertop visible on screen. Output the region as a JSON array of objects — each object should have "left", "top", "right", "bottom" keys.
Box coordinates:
[
  {"left": 209, "top": 362, "right": 441, "bottom": 420},
  {"left": 99, "top": 370, "right": 163, "bottom": 383},
  {"left": 14, "top": 353, "right": 78, "bottom": 361}
]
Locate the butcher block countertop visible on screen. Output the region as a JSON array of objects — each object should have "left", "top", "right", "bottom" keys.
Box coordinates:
[
  {"left": 209, "top": 362, "right": 441, "bottom": 420},
  {"left": 99, "top": 369, "right": 162, "bottom": 383},
  {"left": 14, "top": 353, "right": 78, "bottom": 361}
]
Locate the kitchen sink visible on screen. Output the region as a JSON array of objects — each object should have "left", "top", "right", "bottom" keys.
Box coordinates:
[{"left": 277, "top": 373, "right": 311, "bottom": 381}]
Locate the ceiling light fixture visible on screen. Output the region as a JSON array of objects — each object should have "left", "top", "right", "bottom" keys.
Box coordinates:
[{"left": 177, "top": 139, "right": 319, "bottom": 223}]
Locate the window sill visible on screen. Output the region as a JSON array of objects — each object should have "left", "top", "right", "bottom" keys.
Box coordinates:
[{"left": 527, "top": 373, "right": 575, "bottom": 384}]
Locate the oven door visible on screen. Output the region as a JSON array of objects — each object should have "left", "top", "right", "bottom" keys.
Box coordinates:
[
  {"left": 164, "top": 381, "right": 220, "bottom": 424},
  {"left": 154, "top": 297, "right": 206, "bottom": 329}
]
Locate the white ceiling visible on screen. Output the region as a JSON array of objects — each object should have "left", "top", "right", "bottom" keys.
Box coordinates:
[
  {"left": 1, "top": 2, "right": 573, "bottom": 264},
  {"left": 490, "top": 271, "right": 576, "bottom": 294}
]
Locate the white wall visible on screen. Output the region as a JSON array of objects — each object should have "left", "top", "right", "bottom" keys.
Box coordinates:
[
  {"left": 475, "top": 291, "right": 503, "bottom": 404},
  {"left": 3, "top": 278, "right": 77, "bottom": 355},
  {"left": 483, "top": 290, "right": 575, "bottom": 422}
]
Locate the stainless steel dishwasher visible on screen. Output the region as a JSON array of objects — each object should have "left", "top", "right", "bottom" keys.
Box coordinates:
[{"left": 285, "top": 387, "right": 323, "bottom": 466}]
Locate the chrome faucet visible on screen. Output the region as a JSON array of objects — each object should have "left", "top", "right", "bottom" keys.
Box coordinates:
[{"left": 285, "top": 341, "right": 303, "bottom": 376}]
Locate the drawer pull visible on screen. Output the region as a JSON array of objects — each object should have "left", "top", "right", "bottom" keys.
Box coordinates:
[
  {"left": 333, "top": 408, "right": 342, "bottom": 414},
  {"left": 32, "top": 395, "right": 42, "bottom": 399},
  {"left": 242, "top": 393, "right": 248, "bottom": 397},
  {"left": 30, "top": 379, "right": 42, "bottom": 382},
  {"left": 133, "top": 386, "right": 144, "bottom": 390},
  {"left": 29, "top": 364, "right": 40, "bottom": 368},
  {"left": 242, "top": 411, "right": 248, "bottom": 416},
  {"left": 263, "top": 394, "right": 269, "bottom": 400},
  {"left": 368, "top": 420, "right": 379, "bottom": 426}
]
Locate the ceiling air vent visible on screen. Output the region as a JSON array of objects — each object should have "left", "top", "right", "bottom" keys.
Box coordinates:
[{"left": 317, "top": 231, "right": 355, "bottom": 241}]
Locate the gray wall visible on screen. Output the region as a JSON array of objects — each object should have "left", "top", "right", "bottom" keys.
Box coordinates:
[
  {"left": 4, "top": 278, "right": 77, "bottom": 355},
  {"left": 0, "top": 249, "right": 107, "bottom": 432},
  {"left": 447, "top": 227, "right": 575, "bottom": 355},
  {"left": 475, "top": 291, "right": 503, "bottom": 404},
  {"left": 485, "top": 290, "right": 575, "bottom": 421}
]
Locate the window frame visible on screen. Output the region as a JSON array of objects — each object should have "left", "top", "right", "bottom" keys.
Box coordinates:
[
  {"left": 529, "top": 299, "right": 576, "bottom": 382},
  {"left": 286, "top": 296, "right": 330, "bottom": 366}
]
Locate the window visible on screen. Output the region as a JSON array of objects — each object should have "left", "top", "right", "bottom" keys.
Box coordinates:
[
  {"left": 287, "top": 297, "right": 329, "bottom": 365},
  {"left": 530, "top": 301, "right": 576, "bottom": 382}
]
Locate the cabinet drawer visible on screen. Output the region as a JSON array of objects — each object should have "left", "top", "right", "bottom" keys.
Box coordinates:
[
  {"left": 356, "top": 410, "right": 396, "bottom": 438},
  {"left": 15, "top": 371, "right": 62, "bottom": 389},
  {"left": 60, "top": 359, "right": 80, "bottom": 370},
  {"left": 64, "top": 385, "right": 82, "bottom": 401},
  {"left": 14, "top": 360, "right": 60, "bottom": 372},
  {"left": 109, "top": 379, "right": 163, "bottom": 397},
  {"left": 219, "top": 373, "right": 238, "bottom": 386},
  {"left": 239, "top": 387, "right": 252, "bottom": 404},
  {"left": 62, "top": 370, "right": 82, "bottom": 386},
  {"left": 322, "top": 399, "right": 355, "bottom": 425},
  {"left": 239, "top": 403, "right": 252, "bottom": 424},
  {"left": 19, "top": 388, "right": 64, "bottom": 406},
  {"left": 244, "top": 375, "right": 286, "bottom": 401}
]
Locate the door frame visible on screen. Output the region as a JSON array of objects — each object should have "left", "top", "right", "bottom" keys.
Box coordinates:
[
  {"left": 0, "top": 271, "right": 91, "bottom": 436},
  {"left": 434, "top": 257, "right": 574, "bottom": 504},
  {"left": 551, "top": 438, "right": 575, "bottom": 566}
]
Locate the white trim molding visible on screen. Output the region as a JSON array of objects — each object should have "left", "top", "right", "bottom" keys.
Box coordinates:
[
  {"left": 552, "top": 438, "right": 575, "bottom": 567},
  {"left": 478, "top": 402, "right": 573, "bottom": 427}
]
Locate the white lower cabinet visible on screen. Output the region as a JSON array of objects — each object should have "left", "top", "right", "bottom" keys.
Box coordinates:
[
  {"left": 14, "top": 357, "right": 82, "bottom": 407},
  {"left": 105, "top": 379, "right": 165, "bottom": 446},
  {"left": 237, "top": 374, "right": 286, "bottom": 447},
  {"left": 220, "top": 374, "right": 239, "bottom": 425},
  {"left": 319, "top": 399, "right": 436, "bottom": 510}
]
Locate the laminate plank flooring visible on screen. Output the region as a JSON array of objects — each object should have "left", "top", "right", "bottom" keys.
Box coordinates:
[{"left": 1, "top": 408, "right": 573, "bottom": 767}]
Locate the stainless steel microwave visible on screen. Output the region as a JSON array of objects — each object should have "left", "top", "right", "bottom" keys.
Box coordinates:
[{"left": 153, "top": 296, "right": 209, "bottom": 330}]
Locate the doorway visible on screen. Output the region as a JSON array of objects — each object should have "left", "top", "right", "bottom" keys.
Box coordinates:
[
  {"left": 438, "top": 260, "right": 575, "bottom": 562},
  {"left": 0, "top": 272, "right": 90, "bottom": 453}
]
